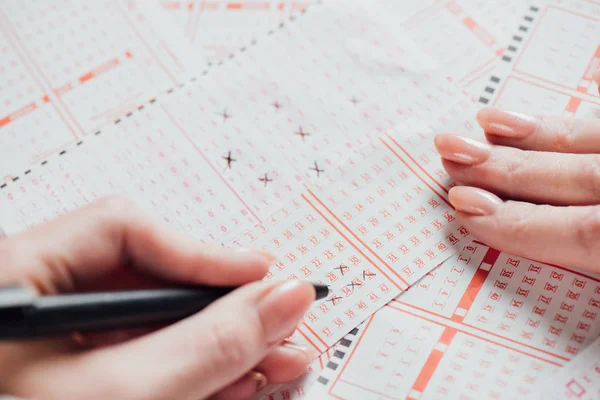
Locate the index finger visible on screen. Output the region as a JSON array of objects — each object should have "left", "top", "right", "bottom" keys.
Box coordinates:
[{"left": 2, "top": 196, "right": 272, "bottom": 293}]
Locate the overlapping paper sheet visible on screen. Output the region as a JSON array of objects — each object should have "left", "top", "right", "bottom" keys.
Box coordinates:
[
  {"left": 0, "top": 0, "right": 479, "bottom": 373},
  {"left": 1, "top": 0, "right": 529, "bottom": 183},
  {"left": 288, "top": 1, "right": 600, "bottom": 399},
  {"left": 2, "top": 0, "right": 600, "bottom": 399},
  {"left": 475, "top": 0, "right": 600, "bottom": 118},
  {"left": 0, "top": 0, "right": 202, "bottom": 180}
]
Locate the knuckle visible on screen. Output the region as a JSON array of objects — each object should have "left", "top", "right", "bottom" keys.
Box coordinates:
[
  {"left": 547, "top": 118, "right": 577, "bottom": 152},
  {"left": 583, "top": 156, "right": 600, "bottom": 200},
  {"left": 501, "top": 149, "right": 532, "bottom": 184},
  {"left": 497, "top": 202, "right": 537, "bottom": 243},
  {"left": 208, "top": 319, "right": 253, "bottom": 368},
  {"left": 574, "top": 207, "right": 600, "bottom": 257}
]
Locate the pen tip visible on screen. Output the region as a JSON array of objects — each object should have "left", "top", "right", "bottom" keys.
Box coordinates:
[{"left": 314, "top": 284, "right": 330, "bottom": 300}]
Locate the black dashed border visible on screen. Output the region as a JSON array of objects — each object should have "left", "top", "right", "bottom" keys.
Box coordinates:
[
  {"left": 477, "top": 4, "right": 541, "bottom": 105},
  {"left": 0, "top": 1, "right": 319, "bottom": 191},
  {"left": 314, "top": 327, "right": 360, "bottom": 386}
]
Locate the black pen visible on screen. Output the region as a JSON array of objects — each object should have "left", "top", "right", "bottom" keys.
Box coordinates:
[{"left": 0, "top": 283, "right": 330, "bottom": 340}]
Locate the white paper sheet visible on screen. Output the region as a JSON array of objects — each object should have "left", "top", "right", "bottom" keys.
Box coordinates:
[{"left": 0, "top": 0, "right": 202, "bottom": 180}]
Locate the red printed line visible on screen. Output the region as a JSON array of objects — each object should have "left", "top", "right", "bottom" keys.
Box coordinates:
[
  {"left": 460, "top": 55, "right": 499, "bottom": 84},
  {"left": 402, "top": 1, "right": 442, "bottom": 30},
  {"left": 302, "top": 194, "right": 407, "bottom": 291},
  {"left": 451, "top": 247, "right": 500, "bottom": 322},
  {"left": 409, "top": 326, "right": 457, "bottom": 397},
  {"left": 394, "top": 300, "right": 570, "bottom": 362},
  {"left": 179, "top": 1, "right": 307, "bottom": 11},
  {"left": 0, "top": 102, "right": 37, "bottom": 128},
  {"left": 302, "top": 322, "right": 328, "bottom": 351},
  {"left": 161, "top": 105, "right": 261, "bottom": 223},
  {"left": 380, "top": 136, "right": 451, "bottom": 205},
  {"left": 329, "top": 314, "right": 375, "bottom": 398},
  {"left": 79, "top": 72, "right": 94, "bottom": 84},
  {"left": 445, "top": 0, "right": 462, "bottom": 15},
  {"left": 462, "top": 64, "right": 496, "bottom": 88},
  {"left": 493, "top": 75, "right": 600, "bottom": 108},
  {"left": 289, "top": 1, "right": 310, "bottom": 11},
  {"left": 161, "top": 1, "right": 185, "bottom": 9},
  {"left": 78, "top": 56, "right": 121, "bottom": 83},
  {"left": 158, "top": 38, "right": 185, "bottom": 73},
  {"left": 227, "top": 2, "right": 270, "bottom": 10},
  {"left": 189, "top": 0, "right": 208, "bottom": 43},
  {"left": 54, "top": 83, "right": 74, "bottom": 96},
  {"left": 386, "top": 304, "right": 564, "bottom": 366},
  {"left": 565, "top": 96, "right": 582, "bottom": 113},
  {"left": 337, "top": 379, "right": 401, "bottom": 400},
  {"left": 582, "top": 45, "right": 600, "bottom": 83},
  {"left": 462, "top": 17, "right": 497, "bottom": 49},
  {"left": 305, "top": 190, "right": 410, "bottom": 288},
  {"left": 295, "top": 326, "right": 323, "bottom": 354},
  {"left": 386, "top": 134, "right": 449, "bottom": 194}
]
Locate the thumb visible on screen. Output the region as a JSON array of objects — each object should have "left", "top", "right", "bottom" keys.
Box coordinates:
[{"left": 82, "top": 280, "right": 315, "bottom": 399}]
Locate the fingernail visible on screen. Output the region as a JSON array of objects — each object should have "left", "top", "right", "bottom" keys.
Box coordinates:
[
  {"left": 283, "top": 341, "right": 319, "bottom": 361},
  {"left": 434, "top": 134, "right": 490, "bottom": 165},
  {"left": 477, "top": 108, "right": 537, "bottom": 138},
  {"left": 258, "top": 280, "right": 315, "bottom": 344},
  {"left": 248, "top": 371, "right": 267, "bottom": 392},
  {"left": 234, "top": 247, "right": 276, "bottom": 264},
  {"left": 449, "top": 186, "right": 502, "bottom": 216}
]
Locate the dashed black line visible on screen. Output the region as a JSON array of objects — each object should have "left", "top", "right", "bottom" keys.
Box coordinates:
[{"left": 477, "top": 4, "right": 540, "bottom": 106}]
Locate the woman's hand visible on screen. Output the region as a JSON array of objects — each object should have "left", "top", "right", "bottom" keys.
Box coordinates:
[
  {"left": 435, "top": 101, "right": 600, "bottom": 273},
  {"left": 0, "top": 197, "right": 316, "bottom": 400}
]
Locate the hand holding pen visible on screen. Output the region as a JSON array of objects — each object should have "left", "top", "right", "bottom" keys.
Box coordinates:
[{"left": 0, "top": 198, "right": 322, "bottom": 400}]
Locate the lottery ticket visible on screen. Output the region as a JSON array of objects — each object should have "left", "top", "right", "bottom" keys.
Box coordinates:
[{"left": 309, "top": 243, "right": 600, "bottom": 399}]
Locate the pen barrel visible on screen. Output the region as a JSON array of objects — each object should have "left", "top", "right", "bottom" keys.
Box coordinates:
[{"left": 28, "top": 287, "right": 234, "bottom": 337}]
